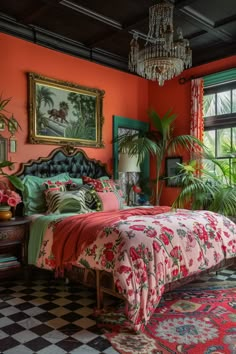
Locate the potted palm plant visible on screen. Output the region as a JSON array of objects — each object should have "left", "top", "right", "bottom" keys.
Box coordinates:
[
  {"left": 172, "top": 154, "right": 236, "bottom": 219},
  {"left": 116, "top": 109, "right": 203, "bottom": 205}
]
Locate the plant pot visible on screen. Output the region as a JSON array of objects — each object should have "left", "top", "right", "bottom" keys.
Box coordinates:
[{"left": 0, "top": 206, "right": 12, "bottom": 221}]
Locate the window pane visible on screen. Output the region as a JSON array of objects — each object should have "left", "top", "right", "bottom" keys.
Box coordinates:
[
  {"left": 217, "top": 90, "right": 231, "bottom": 115},
  {"left": 233, "top": 127, "right": 236, "bottom": 152},
  {"left": 217, "top": 128, "right": 231, "bottom": 157},
  {"left": 233, "top": 89, "right": 236, "bottom": 113},
  {"left": 204, "top": 130, "right": 215, "bottom": 156},
  {"left": 203, "top": 94, "right": 215, "bottom": 117}
]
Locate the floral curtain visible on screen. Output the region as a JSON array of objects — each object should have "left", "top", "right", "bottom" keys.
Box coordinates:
[{"left": 190, "top": 78, "right": 204, "bottom": 159}]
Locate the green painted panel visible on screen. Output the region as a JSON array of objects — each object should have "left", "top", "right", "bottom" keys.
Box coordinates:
[
  {"left": 204, "top": 68, "right": 236, "bottom": 87},
  {"left": 113, "top": 116, "right": 149, "bottom": 180}
]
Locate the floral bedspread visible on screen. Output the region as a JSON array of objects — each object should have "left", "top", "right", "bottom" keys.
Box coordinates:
[{"left": 34, "top": 209, "right": 236, "bottom": 331}]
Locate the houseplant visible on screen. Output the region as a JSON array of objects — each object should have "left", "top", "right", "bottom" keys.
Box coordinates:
[
  {"left": 0, "top": 95, "right": 20, "bottom": 133},
  {"left": 116, "top": 109, "right": 203, "bottom": 205},
  {"left": 172, "top": 154, "right": 236, "bottom": 218},
  {"left": 0, "top": 95, "right": 24, "bottom": 218}
]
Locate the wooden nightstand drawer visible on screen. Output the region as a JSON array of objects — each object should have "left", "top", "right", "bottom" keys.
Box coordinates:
[
  {"left": 0, "top": 225, "right": 25, "bottom": 242},
  {"left": 0, "top": 218, "right": 31, "bottom": 280}
]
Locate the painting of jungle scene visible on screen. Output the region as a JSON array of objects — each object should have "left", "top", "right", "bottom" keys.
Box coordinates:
[{"left": 28, "top": 73, "right": 104, "bottom": 147}]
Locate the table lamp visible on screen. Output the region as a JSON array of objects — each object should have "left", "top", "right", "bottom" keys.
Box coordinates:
[{"left": 118, "top": 152, "right": 140, "bottom": 205}]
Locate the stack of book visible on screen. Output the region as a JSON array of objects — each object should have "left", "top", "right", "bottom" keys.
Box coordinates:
[{"left": 0, "top": 254, "right": 20, "bottom": 270}]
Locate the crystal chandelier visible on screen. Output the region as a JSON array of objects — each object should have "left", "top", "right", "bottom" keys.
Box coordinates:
[{"left": 129, "top": 0, "right": 192, "bottom": 86}]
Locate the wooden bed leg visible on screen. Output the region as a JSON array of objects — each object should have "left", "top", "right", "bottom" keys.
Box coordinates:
[{"left": 96, "top": 269, "right": 102, "bottom": 309}]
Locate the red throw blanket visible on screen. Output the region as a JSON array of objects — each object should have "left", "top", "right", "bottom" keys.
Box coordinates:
[{"left": 52, "top": 206, "right": 171, "bottom": 272}]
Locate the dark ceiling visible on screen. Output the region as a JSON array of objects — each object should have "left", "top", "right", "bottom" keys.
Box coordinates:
[{"left": 0, "top": 0, "right": 236, "bottom": 74}]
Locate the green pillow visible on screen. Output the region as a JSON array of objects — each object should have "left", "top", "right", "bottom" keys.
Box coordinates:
[
  {"left": 67, "top": 177, "right": 83, "bottom": 185},
  {"left": 22, "top": 173, "right": 70, "bottom": 215},
  {"left": 99, "top": 176, "right": 110, "bottom": 180}
]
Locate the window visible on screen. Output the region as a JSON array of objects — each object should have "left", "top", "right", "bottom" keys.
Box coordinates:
[{"left": 203, "top": 81, "right": 236, "bottom": 183}]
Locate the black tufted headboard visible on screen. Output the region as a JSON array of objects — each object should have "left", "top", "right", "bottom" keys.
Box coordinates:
[{"left": 16, "top": 146, "right": 111, "bottom": 180}]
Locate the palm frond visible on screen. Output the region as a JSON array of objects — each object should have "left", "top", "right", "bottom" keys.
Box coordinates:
[{"left": 168, "top": 135, "right": 203, "bottom": 155}]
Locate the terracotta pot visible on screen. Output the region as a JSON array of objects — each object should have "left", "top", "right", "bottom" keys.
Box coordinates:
[{"left": 0, "top": 206, "right": 12, "bottom": 221}]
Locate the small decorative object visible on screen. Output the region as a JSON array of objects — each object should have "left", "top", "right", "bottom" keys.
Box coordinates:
[
  {"left": 165, "top": 157, "right": 182, "bottom": 187},
  {"left": 9, "top": 136, "right": 17, "bottom": 153},
  {"left": 0, "top": 205, "right": 12, "bottom": 221},
  {"left": 0, "top": 119, "right": 5, "bottom": 131},
  {"left": 0, "top": 184, "right": 21, "bottom": 220},
  {"left": 0, "top": 136, "right": 7, "bottom": 162}
]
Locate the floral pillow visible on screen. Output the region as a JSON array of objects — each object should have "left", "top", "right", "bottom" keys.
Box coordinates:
[
  {"left": 82, "top": 176, "right": 123, "bottom": 195},
  {"left": 43, "top": 180, "right": 67, "bottom": 192}
]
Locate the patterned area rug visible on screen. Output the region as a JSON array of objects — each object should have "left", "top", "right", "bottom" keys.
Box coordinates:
[{"left": 96, "top": 281, "right": 236, "bottom": 354}]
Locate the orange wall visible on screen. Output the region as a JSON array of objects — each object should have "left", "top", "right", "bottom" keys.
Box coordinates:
[
  {"left": 148, "top": 55, "right": 236, "bottom": 205},
  {"left": 1, "top": 33, "right": 149, "bottom": 174},
  {"left": 1, "top": 33, "right": 235, "bottom": 205}
]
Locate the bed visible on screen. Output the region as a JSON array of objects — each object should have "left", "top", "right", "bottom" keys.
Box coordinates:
[{"left": 15, "top": 145, "right": 236, "bottom": 332}]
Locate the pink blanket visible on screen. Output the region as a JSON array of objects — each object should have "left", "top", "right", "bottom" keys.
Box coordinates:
[
  {"left": 36, "top": 208, "right": 236, "bottom": 331},
  {"left": 52, "top": 206, "right": 171, "bottom": 272}
]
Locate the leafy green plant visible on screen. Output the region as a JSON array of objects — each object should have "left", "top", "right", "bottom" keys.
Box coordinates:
[
  {"left": 0, "top": 95, "right": 23, "bottom": 191},
  {"left": 172, "top": 155, "right": 236, "bottom": 217},
  {"left": 116, "top": 109, "right": 203, "bottom": 205},
  {"left": 0, "top": 160, "right": 24, "bottom": 191},
  {"left": 0, "top": 95, "right": 21, "bottom": 132}
]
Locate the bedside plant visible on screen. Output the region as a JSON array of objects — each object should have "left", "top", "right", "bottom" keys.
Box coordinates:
[
  {"left": 116, "top": 109, "right": 203, "bottom": 205},
  {"left": 172, "top": 155, "right": 236, "bottom": 217},
  {"left": 0, "top": 95, "right": 20, "bottom": 132},
  {"left": 0, "top": 161, "right": 24, "bottom": 192}
]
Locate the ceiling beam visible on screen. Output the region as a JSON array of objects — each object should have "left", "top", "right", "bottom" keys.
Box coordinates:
[
  {"left": 18, "top": 0, "right": 62, "bottom": 24},
  {"left": 178, "top": 6, "right": 233, "bottom": 42},
  {"left": 215, "top": 14, "right": 236, "bottom": 28},
  {"left": 60, "top": 0, "right": 123, "bottom": 30}
]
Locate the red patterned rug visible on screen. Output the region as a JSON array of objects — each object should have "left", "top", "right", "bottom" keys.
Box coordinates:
[{"left": 96, "top": 282, "right": 236, "bottom": 354}]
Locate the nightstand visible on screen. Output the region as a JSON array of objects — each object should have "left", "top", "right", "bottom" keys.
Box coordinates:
[{"left": 0, "top": 217, "right": 31, "bottom": 280}]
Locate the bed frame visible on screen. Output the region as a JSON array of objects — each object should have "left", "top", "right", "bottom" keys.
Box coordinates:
[
  {"left": 15, "top": 145, "right": 236, "bottom": 308},
  {"left": 15, "top": 145, "right": 124, "bottom": 306}
]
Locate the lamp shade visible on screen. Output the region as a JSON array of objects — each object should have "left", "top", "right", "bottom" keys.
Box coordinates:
[{"left": 118, "top": 153, "right": 140, "bottom": 173}]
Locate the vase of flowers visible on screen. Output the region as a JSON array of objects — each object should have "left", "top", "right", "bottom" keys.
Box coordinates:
[{"left": 0, "top": 187, "right": 22, "bottom": 221}]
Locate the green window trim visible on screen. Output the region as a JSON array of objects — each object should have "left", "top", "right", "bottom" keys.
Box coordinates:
[{"left": 204, "top": 68, "right": 236, "bottom": 88}]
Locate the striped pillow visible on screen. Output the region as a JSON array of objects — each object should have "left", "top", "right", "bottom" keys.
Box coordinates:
[{"left": 45, "top": 186, "right": 99, "bottom": 214}]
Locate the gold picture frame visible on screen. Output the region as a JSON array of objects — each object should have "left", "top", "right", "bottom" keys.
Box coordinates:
[{"left": 28, "top": 72, "right": 105, "bottom": 147}]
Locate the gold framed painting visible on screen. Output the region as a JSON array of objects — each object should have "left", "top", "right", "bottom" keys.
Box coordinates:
[{"left": 28, "top": 72, "right": 105, "bottom": 147}]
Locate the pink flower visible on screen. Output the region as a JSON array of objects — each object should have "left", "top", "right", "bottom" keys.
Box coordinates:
[
  {"left": 170, "top": 246, "right": 182, "bottom": 260},
  {"left": 0, "top": 188, "right": 21, "bottom": 207},
  {"left": 129, "top": 247, "right": 140, "bottom": 261},
  {"left": 104, "top": 250, "right": 114, "bottom": 262},
  {"left": 132, "top": 185, "right": 142, "bottom": 194},
  {"left": 160, "top": 233, "right": 170, "bottom": 245},
  {"left": 146, "top": 228, "right": 157, "bottom": 238},
  {"left": 153, "top": 240, "right": 161, "bottom": 252},
  {"left": 118, "top": 265, "right": 131, "bottom": 274},
  {"left": 129, "top": 224, "right": 146, "bottom": 231}
]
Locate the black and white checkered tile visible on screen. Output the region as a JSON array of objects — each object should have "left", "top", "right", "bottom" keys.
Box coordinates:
[
  {"left": 0, "top": 277, "right": 119, "bottom": 354},
  {"left": 0, "top": 267, "right": 236, "bottom": 354}
]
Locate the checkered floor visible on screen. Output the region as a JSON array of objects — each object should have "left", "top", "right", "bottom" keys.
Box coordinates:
[{"left": 0, "top": 267, "right": 236, "bottom": 354}]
